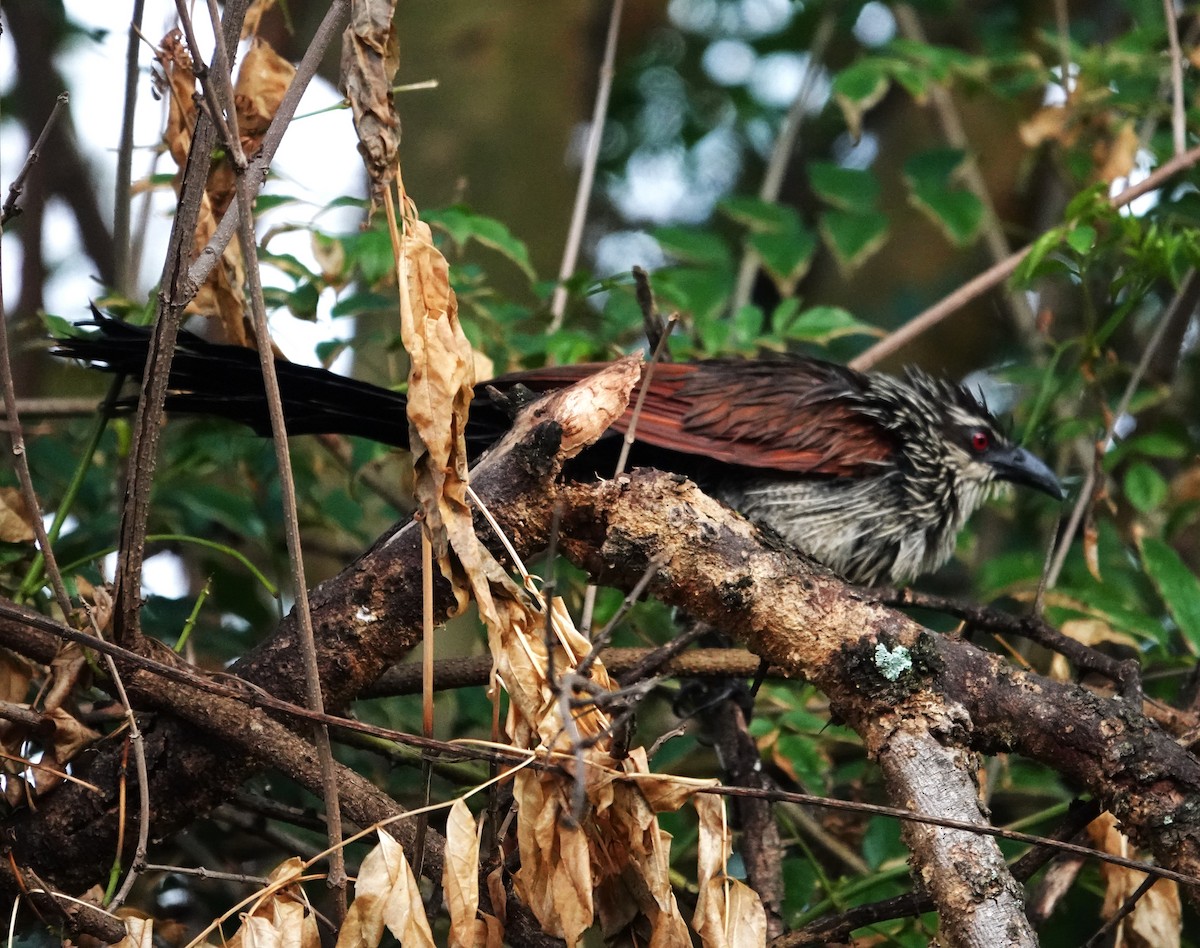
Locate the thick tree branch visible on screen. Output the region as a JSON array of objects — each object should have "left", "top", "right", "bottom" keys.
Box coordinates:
[{"left": 552, "top": 473, "right": 1200, "bottom": 914}]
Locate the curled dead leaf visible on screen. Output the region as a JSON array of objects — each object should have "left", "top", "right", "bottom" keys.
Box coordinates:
[
  {"left": 1088, "top": 812, "right": 1181, "bottom": 948},
  {"left": 340, "top": 0, "right": 401, "bottom": 203},
  {"left": 0, "top": 486, "right": 35, "bottom": 543},
  {"left": 444, "top": 799, "right": 490, "bottom": 948},
  {"left": 337, "top": 831, "right": 435, "bottom": 948},
  {"left": 693, "top": 794, "right": 766, "bottom": 948},
  {"left": 235, "top": 38, "right": 296, "bottom": 153},
  {"left": 241, "top": 0, "right": 279, "bottom": 40}
]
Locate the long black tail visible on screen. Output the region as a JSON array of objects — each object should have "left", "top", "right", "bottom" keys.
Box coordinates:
[{"left": 54, "top": 312, "right": 421, "bottom": 447}]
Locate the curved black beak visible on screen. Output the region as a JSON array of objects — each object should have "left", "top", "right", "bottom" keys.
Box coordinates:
[{"left": 987, "top": 445, "right": 1065, "bottom": 500}]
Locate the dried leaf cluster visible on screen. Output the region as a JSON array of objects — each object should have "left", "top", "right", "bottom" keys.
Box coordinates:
[
  {"left": 154, "top": 26, "right": 294, "bottom": 345},
  {"left": 387, "top": 137, "right": 748, "bottom": 939}
]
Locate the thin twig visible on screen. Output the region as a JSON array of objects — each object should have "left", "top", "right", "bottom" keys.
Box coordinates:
[
  {"left": 173, "top": 0, "right": 243, "bottom": 173},
  {"left": 851, "top": 139, "right": 1200, "bottom": 370},
  {"left": 1043, "top": 267, "right": 1199, "bottom": 588},
  {"left": 547, "top": 0, "right": 624, "bottom": 332},
  {"left": 112, "top": 24, "right": 227, "bottom": 646},
  {"left": 367, "top": 646, "right": 776, "bottom": 697},
  {"left": 730, "top": 13, "right": 834, "bottom": 314},
  {"left": 1163, "top": 0, "right": 1186, "bottom": 157},
  {"left": 893, "top": 4, "right": 1037, "bottom": 340},
  {"left": 1053, "top": 0, "right": 1073, "bottom": 102},
  {"left": 702, "top": 782, "right": 1200, "bottom": 891},
  {"left": 0, "top": 88, "right": 152, "bottom": 915},
  {"left": 185, "top": 0, "right": 351, "bottom": 300},
  {"left": 216, "top": 24, "right": 349, "bottom": 915},
  {"left": 1082, "top": 872, "right": 1159, "bottom": 948},
  {"left": 141, "top": 864, "right": 271, "bottom": 886},
  {"left": 203, "top": 0, "right": 248, "bottom": 169},
  {"left": 1, "top": 92, "right": 69, "bottom": 226},
  {"left": 0, "top": 397, "right": 103, "bottom": 417},
  {"left": 114, "top": 0, "right": 147, "bottom": 294}
]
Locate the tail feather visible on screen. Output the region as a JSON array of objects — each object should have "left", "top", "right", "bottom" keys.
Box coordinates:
[{"left": 54, "top": 312, "right": 413, "bottom": 447}]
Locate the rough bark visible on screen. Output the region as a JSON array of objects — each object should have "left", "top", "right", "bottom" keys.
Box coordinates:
[
  {"left": 1, "top": 361, "right": 639, "bottom": 943},
  {"left": 552, "top": 473, "right": 1200, "bottom": 934}
]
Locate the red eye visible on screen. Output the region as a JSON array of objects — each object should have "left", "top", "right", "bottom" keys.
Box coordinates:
[{"left": 970, "top": 430, "right": 990, "bottom": 453}]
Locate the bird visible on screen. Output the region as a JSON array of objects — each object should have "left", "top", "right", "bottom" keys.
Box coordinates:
[{"left": 54, "top": 314, "right": 1064, "bottom": 586}]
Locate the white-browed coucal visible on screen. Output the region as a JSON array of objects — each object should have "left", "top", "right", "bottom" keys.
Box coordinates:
[{"left": 55, "top": 315, "right": 1064, "bottom": 585}]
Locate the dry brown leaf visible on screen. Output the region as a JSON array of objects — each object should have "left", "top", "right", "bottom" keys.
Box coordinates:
[
  {"left": 0, "top": 486, "right": 35, "bottom": 543},
  {"left": 156, "top": 30, "right": 198, "bottom": 169},
  {"left": 312, "top": 233, "right": 348, "bottom": 288},
  {"left": 1049, "top": 619, "right": 1138, "bottom": 681},
  {"left": 592, "top": 751, "right": 693, "bottom": 945},
  {"left": 512, "top": 770, "right": 594, "bottom": 945},
  {"left": 1084, "top": 516, "right": 1102, "bottom": 582},
  {"left": 1088, "top": 812, "right": 1181, "bottom": 948},
  {"left": 44, "top": 706, "right": 99, "bottom": 763},
  {"left": 633, "top": 769, "right": 716, "bottom": 814},
  {"left": 1019, "top": 105, "right": 1072, "bottom": 150},
  {"left": 235, "top": 38, "right": 296, "bottom": 155},
  {"left": 73, "top": 577, "right": 115, "bottom": 637},
  {"left": 112, "top": 916, "right": 154, "bottom": 948},
  {"left": 444, "top": 799, "right": 488, "bottom": 948},
  {"left": 337, "top": 831, "right": 435, "bottom": 948},
  {"left": 1094, "top": 120, "right": 1139, "bottom": 184},
  {"left": 485, "top": 865, "right": 507, "bottom": 927},
  {"left": 693, "top": 794, "right": 766, "bottom": 948},
  {"left": 0, "top": 648, "right": 34, "bottom": 805},
  {"left": 340, "top": 0, "right": 400, "bottom": 203},
  {"left": 397, "top": 205, "right": 477, "bottom": 615},
  {"left": 225, "top": 859, "right": 317, "bottom": 948},
  {"left": 42, "top": 641, "right": 90, "bottom": 714},
  {"left": 241, "top": 0, "right": 279, "bottom": 39},
  {"left": 0, "top": 648, "right": 33, "bottom": 708}
]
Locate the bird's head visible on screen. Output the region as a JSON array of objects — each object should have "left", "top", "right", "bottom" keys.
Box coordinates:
[{"left": 865, "top": 367, "right": 1065, "bottom": 510}]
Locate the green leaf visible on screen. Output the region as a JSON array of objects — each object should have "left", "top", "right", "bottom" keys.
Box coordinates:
[
  {"left": 908, "top": 187, "right": 984, "bottom": 246},
  {"left": 315, "top": 339, "right": 350, "bottom": 364},
  {"left": 719, "top": 196, "right": 799, "bottom": 233},
  {"left": 653, "top": 226, "right": 732, "bottom": 267},
  {"left": 1012, "top": 226, "right": 1066, "bottom": 285},
  {"left": 888, "top": 39, "right": 977, "bottom": 80},
  {"left": 861, "top": 816, "right": 904, "bottom": 870},
  {"left": 750, "top": 226, "right": 817, "bottom": 295},
  {"left": 1066, "top": 224, "right": 1097, "bottom": 255},
  {"left": 254, "top": 193, "right": 301, "bottom": 213},
  {"left": 345, "top": 228, "right": 396, "bottom": 286},
  {"left": 330, "top": 290, "right": 394, "bottom": 318},
  {"left": 1124, "top": 462, "right": 1168, "bottom": 513},
  {"left": 831, "top": 59, "right": 890, "bottom": 138},
  {"left": 730, "top": 304, "right": 765, "bottom": 349},
  {"left": 819, "top": 210, "right": 889, "bottom": 273},
  {"left": 41, "top": 311, "right": 78, "bottom": 339},
  {"left": 775, "top": 733, "right": 830, "bottom": 790},
  {"left": 1139, "top": 536, "right": 1200, "bottom": 653},
  {"left": 778, "top": 305, "right": 885, "bottom": 345},
  {"left": 287, "top": 281, "right": 320, "bottom": 320},
  {"left": 653, "top": 265, "right": 733, "bottom": 327},
  {"left": 903, "top": 149, "right": 983, "bottom": 246},
  {"left": 1122, "top": 432, "right": 1190, "bottom": 459},
  {"left": 809, "top": 163, "right": 880, "bottom": 213},
  {"left": 258, "top": 249, "right": 317, "bottom": 283},
  {"left": 424, "top": 206, "right": 536, "bottom": 280}
]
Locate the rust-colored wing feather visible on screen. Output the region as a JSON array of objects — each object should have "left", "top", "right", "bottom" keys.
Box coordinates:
[{"left": 492, "top": 359, "right": 896, "bottom": 476}]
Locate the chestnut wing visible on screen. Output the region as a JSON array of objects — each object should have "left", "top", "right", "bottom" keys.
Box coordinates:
[{"left": 493, "top": 359, "right": 896, "bottom": 476}]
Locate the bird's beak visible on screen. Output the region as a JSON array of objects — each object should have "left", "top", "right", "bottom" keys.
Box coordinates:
[{"left": 988, "top": 445, "right": 1065, "bottom": 500}]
